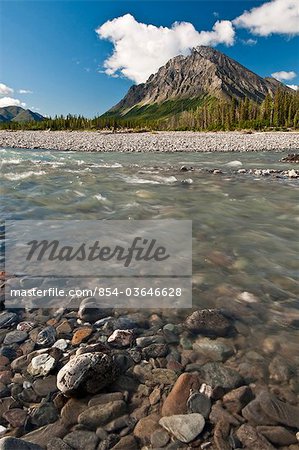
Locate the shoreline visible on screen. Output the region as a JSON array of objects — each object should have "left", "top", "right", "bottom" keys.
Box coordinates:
[{"left": 1, "top": 130, "right": 299, "bottom": 153}]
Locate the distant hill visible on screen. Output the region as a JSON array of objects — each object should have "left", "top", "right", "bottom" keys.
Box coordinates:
[
  {"left": 0, "top": 106, "right": 45, "bottom": 123},
  {"left": 103, "top": 46, "right": 292, "bottom": 121}
]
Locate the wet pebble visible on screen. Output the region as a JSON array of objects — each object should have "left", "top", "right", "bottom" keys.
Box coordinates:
[{"left": 159, "top": 413, "right": 205, "bottom": 443}]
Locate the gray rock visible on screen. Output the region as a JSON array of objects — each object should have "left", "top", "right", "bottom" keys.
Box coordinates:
[
  {"left": 36, "top": 326, "right": 56, "bottom": 346},
  {"left": 185, "top": 309, "right": 233, "bottom": 337},
  {"left": 151, "top": 429, "right": 170, "bottom": 448},
  {"left": 30, "top": 402, "right": 59, "bottom": 427},
  {"left": 142, "top": 344, "right": 169, "bottom": 359},
  {"left": 0, "top": 312, "right": 17, "bottom": 328},
  {"left": 63, "top": 431, "right": 99, "bottom": 450},
  {"left": 47, "top": 438, "right": 72, "bottom": 450},
  {"left": 78, "top": 297, "right": 112, "bottom": 323},
  {"left": 236, "top": 424, "right": 276, "bottom": 450},
  {"left": 159, "top": 413, "right": 205, "bottom": 443},
  {"left": 192, "top": 337, "right": 234, "bottom": 361},
  {"left": 78, "top": 400, "right": 126, "bottom": 429},
  {"left": 4, "top": 330, "right": 27, "bottom": 344},
  {"left": 187, "top": 392, "right": 211, "bottom": 418},
  {"left": 199, "top": 362, "right": 243, "bottom": 389},
  {"left": 57, "top": 352, "right": 118, "bottom": 397},
  {"left": 257, "top": 426, "right": 298, "bottom": 446},
  {"left": 0, "top": 437, "right": 43, "bottom": 450}
]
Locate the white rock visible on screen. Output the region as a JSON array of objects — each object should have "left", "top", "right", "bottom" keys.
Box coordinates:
[
  {"left": 53, "top": 339, "right": 68, "bottom": 350},
  {"left": 159, "top": 413, "right": 205, "bottom": 443},
  {"left": 27, "top": 354, "right": 56, "bottom": 377}
]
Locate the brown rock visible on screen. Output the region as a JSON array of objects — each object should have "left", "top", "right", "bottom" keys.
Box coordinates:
[
  {"left": 110, "top": 435, "right": 138, "bottom": 450},
  {"left": 223, "top": 386, "right": 254, "bottom": 414},
  {"left": 56, "top": 320, "right": 72, "bottom": 336},
  {"left": 88, "top": 392, "right": 123, "bottom": 407},
  {"left": 257, "top": 426, "right": 297, "bottom": 446},
  {"left": 162, "top": 373, "right": 201, "bottom": 416},
  {"left": 134, "top": 413, "right": 161, "bottom": 445},
  {"left": 71, "top": 327, "right": 92, "bottom": 345},
  {"left": 78, "top": 401, "right": 126, "bottom": 429},
  {"left": 214, "top": 420, "right": 231, "bottom": 450},
  {"left": 185, "top": 309, "right": 233, "bottom": 337},
  {"left": 209, "top": 403, "right": 240, "bottom": 426},
  {"left": 236, "top": 424, "right": 276, "bottom": 450},
  {"left": 3, "top": 408, "right": 27, "bottom": 427},
  {"left": 61, "top": 398, "right": 88, "bottom": 427},
  {"left": 22, "top": 419, "right": 67, "bottom": 447}
]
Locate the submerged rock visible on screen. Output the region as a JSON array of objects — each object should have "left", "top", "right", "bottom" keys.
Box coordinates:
[
  {"left": 185, "top": 309, "right": 233, "bottom": 337},
  {"left": 57, "top": 352, "right": 118, "bottom": 397},
  {"left": 159, "top": 413, "right": 205, "bottom": 443}
]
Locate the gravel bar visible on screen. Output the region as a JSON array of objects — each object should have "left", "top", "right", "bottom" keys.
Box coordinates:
[{"left": 0, "top": 130, "right": 299, "bottom": 152}]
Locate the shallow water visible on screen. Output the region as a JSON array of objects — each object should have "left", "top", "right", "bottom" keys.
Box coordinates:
[{"left": 1, "top": 147, "right": 299, "bottom": 376}]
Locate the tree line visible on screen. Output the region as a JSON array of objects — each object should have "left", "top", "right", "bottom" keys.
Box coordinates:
[{"left": 1, "top": 88, "right": 298, "bottom": 131}]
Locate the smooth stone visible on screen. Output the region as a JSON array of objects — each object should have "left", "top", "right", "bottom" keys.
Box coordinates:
[
  {"left": 4, "top": 330, "right": 27, "bottom": 345},
  {"left": 199, "top": 362, "right": 243, "bottom": 389},
  {"left": 242, "top": 391, "right": 299, "bottom": 428},
  {"left": 33, "top": 376, "right": 57, "bottom": 396},
  {"left": 61, "top": 398, "right": 88, "bottom": 427},
  {"left": 134, "top": 414, "right": 161, "bottom": 445},
  {"left": 63, "top": 431, "right": 99, "bottom": 450},
  {"left": 187, "top": 392, "right": 211, "bottom": 418},
  {"left": 53, "top": 339, "right": 68, "bottom": 350},
  {"left": 71, "top": 327, "right": 92, "bottom": 345},
  {"left": 22, "top": 419, "right": 67, "bottom": 446},
  {"left": 108, "top": 330, "right": 135, "bottom": 348},
  {"left": 192, "top": 337, "right": 234, "bottom": 361},
  {"left": 236, "top": 424, "right": 276, "bottom": 450},
  {"left": 110, "top": 435, "right": 138, "bottom": 450},
  {"left": 162, "top": 373, "right": 201, "bottom": 416},
  {"left": 3, "top": 408, "right": 27, "bottom": 427},
  {"left": 105, "top": 414, "right": 132, "bottom": 432},
  {"left": 78, "top": 400, "right": 126, "bottom": 429},
  {"left": 56, "top": 321, "right": 72, "bottom": 336},
  {"left": 257, "top": 426, "right": 298, "bottom": 446},
  {"left": 185, "top": 309, "right": 233, "bottom": 337},
  {"left": 78, "top": 297, "right": 111, "bottom": 323},
  {"left": 0, "top": 437, "right": 43, "bottom": 450},
  {"left": 0, "top": 313, "right": 17, "bottom": 329},
  {"left": 258, "top": 391, "right": 299, "bottom": 428},
  {"left": 57, "top": 352, "right": 118, "bottom": 397},
  {"left": 30, "top": 402, "right": 58, "bottom": 427},
  {"left": 88, "top": 392, "right": 124, "bottom": 407},
  {"left": 222, "top": 386, "right": 254, "bottom": 413},
  {"left": 150, "top": 429, "right": 170, "bottom": 448},
  {"left": 28, "top": 354, "right": 56, "bottom": 377},
  {"left": 36, "top": 326, "right": 56, "bottom": 346},
  {"left": 159, "top": 413, "right": 205, "bottom": 443},
  {"left": 268, "top": 355, "right": 292, "bottom": 383}
]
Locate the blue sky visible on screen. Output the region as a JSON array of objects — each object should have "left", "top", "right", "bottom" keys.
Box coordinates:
[{"left": 0, "top": 0, "right": 298, "bottom": 117}]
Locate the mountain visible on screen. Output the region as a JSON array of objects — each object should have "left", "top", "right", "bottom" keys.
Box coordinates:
[
  {"left": 104, "top": 46, "right": 290, "bottom": 121},
  {"left": 0, "top": 106, "right": 44, "bottom": 123}
]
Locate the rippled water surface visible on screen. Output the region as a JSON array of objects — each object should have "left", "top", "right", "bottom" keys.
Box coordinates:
[{"left": 1, "top": 147, "right": 299, "bottom": 374}]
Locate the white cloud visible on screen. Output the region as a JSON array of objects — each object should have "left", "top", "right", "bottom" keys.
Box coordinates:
[
  {"left": 96, "top": 14, "right": 235, "bottom": 83},
  {"left": 287, "top": 84, "right": 298, "bottom": 90},
  {"left": 0, "top": 83, "right": 14, "bottom": 96},
  {"left": 241, "top": 38, "right": 257, "bottom": 46},
  {"left": 271, "top": 70, "right": 297, "bottom": 81},
  {"left": 18, "top": 89, "right": 33, "bottom": 94},
  {"left": 0, "top": 97, "right": 26, "bottom": 108},
  {"left": 234, "top": 0, "right": 299, "bottom": 36}
]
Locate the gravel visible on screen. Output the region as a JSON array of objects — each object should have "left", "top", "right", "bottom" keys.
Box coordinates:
[{"left": 0, "top": 130, "right": 298, "bottom": 152}]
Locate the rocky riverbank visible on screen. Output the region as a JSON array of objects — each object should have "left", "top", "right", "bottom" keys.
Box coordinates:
[
  {"left": 0, "top": 130, "right": 299, "bottom": 153},
  {"left": 0, "top": 288, "right": 298, "bottom": 450}
]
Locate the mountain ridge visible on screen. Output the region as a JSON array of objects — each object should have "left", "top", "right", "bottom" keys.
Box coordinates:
[
  {"left": 104, "top": 46, "right": 291, "bottom": 120},
  {"left": 0, "top": 106, "right": 45, "bottom": 123}
]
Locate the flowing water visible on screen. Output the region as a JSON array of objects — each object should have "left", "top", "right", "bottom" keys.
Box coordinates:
[{"left": 1, "top": 147, "right": 299, "bottom": 380}]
